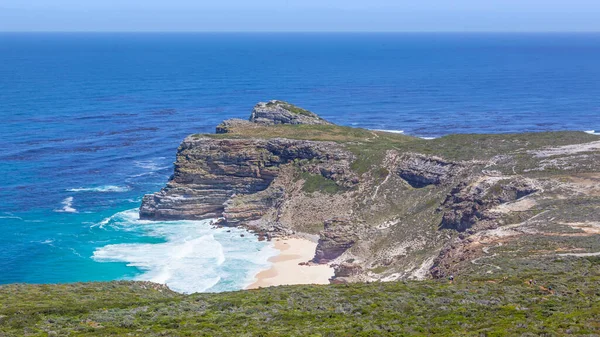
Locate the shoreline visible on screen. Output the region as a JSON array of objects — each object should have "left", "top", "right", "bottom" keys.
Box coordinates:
[{"left": 246, "top": 238, "right": 334, "bottom": 289}]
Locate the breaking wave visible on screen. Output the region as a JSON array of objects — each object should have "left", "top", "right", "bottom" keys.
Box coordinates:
[
  {"left": 92, "top": 209, "right": 277, "bottom": 293},
  {"left": 371, "top": 129, "right": 405, "bottom": 134},
  {"left": 67, "top": 185, "right": 131, "bottom": 193},
  {"left": 55, "top": 197, "right": 77, "bottom": 213}
]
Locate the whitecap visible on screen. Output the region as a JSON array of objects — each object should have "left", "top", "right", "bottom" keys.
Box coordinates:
[
  {"left": 371, "top": 129, "right": 405, "bottom": 134},
  {"left": 419, "top": 136, "right": 438, "bottom": 140},
  {"left": 585, "top": 130, "right": 600, "bottom": 135},
  {"left": 92, "top": 209, "right": 277, "bottom": 294},
  {"left": 67, "top": 185, "right": 131, "bottom": 193},
  {"left": 70, "top": 248, "right": 84, "bottom": 259},
  {"left": 31, "top": 239, "right": 55, "bottom": 246},
  {"left": 129, "top": 159, "right": 172, "bottom": 179},
  {"left": 55, "top": 197, "right": 77, "bottom": 213},
  {"left": 134, "top": 159, "right": 170, "bottom": 171},
  {"left": 0, "top": 215, "right": 23, "bottom": 220},
  {"left": 91, "top": 208, "right": 150, "bottom": 229}
]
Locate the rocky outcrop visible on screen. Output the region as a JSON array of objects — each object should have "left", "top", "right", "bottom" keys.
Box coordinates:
[
  {"left": 313, "top": 218, "right": 358, "bottom": 263},
  {"left": 216, "top": 101, "right": 330, "bottom": 134},
  {"left": 222, "top": 186, "right": 284, "bottom": 225},
  {"left": 331, "top": 262, "right": 364, "bottom": 283},
  {"left": 250, "top": 100, "right": 332, "bottom": 126},
  {"left": 140, "top": 136, "right": 354, "bottom": 222},
  {"left": 396, "top": 154, "right": 464, "bottom": 188},
  {"left": 439, "top": 177, "right": 539, "bottom": 232}
]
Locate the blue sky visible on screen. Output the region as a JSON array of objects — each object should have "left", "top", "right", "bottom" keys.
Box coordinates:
[{"left": 1, "top": 0, "right": 599, "bottom": 32}]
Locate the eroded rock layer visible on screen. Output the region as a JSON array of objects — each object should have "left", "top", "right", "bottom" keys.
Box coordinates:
[
  {"left": 141, "top": 100, "right": 600, "bottom": 284},
  {"left": 140, "top": 137, "right": 354, "bottom": 221}
]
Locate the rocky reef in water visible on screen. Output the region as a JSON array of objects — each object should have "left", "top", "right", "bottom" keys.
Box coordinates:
[{"left": 141, "top": 100, "right": 600, "bottom": 283}]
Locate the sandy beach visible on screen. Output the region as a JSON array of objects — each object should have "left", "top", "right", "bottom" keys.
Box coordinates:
[{"left": 247, "top": 238, "right": 334, "bottom": 289}]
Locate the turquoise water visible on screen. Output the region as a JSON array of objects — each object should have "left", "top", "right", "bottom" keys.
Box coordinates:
[{"left": 1, "top": 33, "right": 599, "bottom": 292}]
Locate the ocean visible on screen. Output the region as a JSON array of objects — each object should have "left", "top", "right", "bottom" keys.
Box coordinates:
[{"left": 0, "top": 33, "right": 599, "bottom": 293}]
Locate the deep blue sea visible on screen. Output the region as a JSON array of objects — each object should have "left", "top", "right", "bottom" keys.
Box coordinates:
[{"left": 1, "top": 33, "right": 599, "bottom": 293}]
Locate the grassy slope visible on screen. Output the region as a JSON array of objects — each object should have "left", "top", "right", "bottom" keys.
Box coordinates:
[
  {"left": 2, "top": 267, "right": 599, "bottom": 336},
  {"left": 202, "top": 124, "right": 598, "bottom": 172}
]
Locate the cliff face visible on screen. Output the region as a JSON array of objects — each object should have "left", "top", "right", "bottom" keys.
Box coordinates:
[
  {"left": 140, "top": 136, "right": 354, "bottom": 222},
  {"left": 142, "top": 101, "right": 600, "bottom": 283}
]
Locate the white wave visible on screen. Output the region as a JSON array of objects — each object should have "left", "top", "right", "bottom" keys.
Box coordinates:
[
  {"left": 130, "top": 159, "right": 172, "bottom": 178},
  {"left": 0, "top": 215, "right": 23, "bottom": 220},
  {"left": 585, "top": 130, "right": 600, "bottom": 135},
  {"left": 92, "top": 208, "right": 150, "bottom": 229},
  {"left": 31, "top": 239, "right": 55, "bottom": 246},
  {"left": 419, "top": 136, "right": 438, "bottom": 140},
  {"left": 134, "top": 159, "right": 170, "bottom": 171},
  {"left": 67, "top": 185, "right": 130, "bottom": 193},
  {"left": 70, "top": 248, "right": 85, "bottom": 259},
  {"left": 92, "top": 209, "right": 277, "bottom": 294},
  {"left": 55, "top": 197, "right": 77, "bottom": 213},
  {"left": 372, "top": 129, "right": 405, "bottom": 134}
]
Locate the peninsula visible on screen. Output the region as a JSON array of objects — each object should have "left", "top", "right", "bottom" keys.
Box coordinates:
[
  {"left": 141, "top": 100, "right": 600, "bottom": 284},
  {"left": 2, "top": 101, "right": 600, "bottom": 336}
]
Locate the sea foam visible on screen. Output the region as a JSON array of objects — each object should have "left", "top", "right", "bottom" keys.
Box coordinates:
[
  {"left": 92, "top": 209, "right": 277, "bottom": 294},
  {"left": 371, "top": 129, "right": 405, "bottom": 134},
  {"left": 585, "top": 130, "right": 600, "bottom": 135},
  {"left": 55, "top": 197, "right": 77, "bottom": 213},
  {"left": 67, "top": 185, "right": 131, "bottom": 193}
]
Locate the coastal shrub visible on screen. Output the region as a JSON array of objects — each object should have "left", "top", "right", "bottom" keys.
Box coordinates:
[
  {"left": 266, "top": 101, "right": 317, "bottom": 118},
  {"left": 2, "top": 272, "right": 599, "bottom": 336},
  {"left": 300, "top": 171, "right": 346, "bottom": 194}
]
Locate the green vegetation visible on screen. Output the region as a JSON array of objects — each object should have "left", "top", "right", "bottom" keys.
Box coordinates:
[
  {"left": 2, "top": 271, "right": 599, "bottom": 336},
  {"left": 408, "top": 132, "right": 598, "bottom": 161},
  {"left": 203, "top": 124, "right": 413, "bottom": 143},
  {"left": 266, "top": 100, "right": 320, "bottom": 118},
  {"left": 300, "top": 171, "right": 346, "bottom": 194},
  {"left": 202, "top": 124, "right": 597, "bottom": 176}
]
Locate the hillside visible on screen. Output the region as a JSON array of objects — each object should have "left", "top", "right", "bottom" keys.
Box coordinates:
[
  {"left": 1, "top": 267, "right": 600, "bottom": 336},
  {"left": 141, "top": 101, "right": 600, "bottom": 283}
]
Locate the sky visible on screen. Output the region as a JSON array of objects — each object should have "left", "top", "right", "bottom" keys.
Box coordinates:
[{"left": 1, "top": 0, "right": 600, "bottom": 32}]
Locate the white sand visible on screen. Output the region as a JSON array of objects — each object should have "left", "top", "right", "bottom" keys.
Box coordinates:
[{"left": 246, "top": 238, "right": 334, "bottom": 289}]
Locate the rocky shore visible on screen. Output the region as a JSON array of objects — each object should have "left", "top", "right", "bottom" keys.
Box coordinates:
[{"left": 141, "top": 100, "right": 600, "bottom": 284}]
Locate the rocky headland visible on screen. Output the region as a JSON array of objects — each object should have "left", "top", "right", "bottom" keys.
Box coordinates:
[{"left": 141, "top": 100, "right": 600, "bottom": 284}]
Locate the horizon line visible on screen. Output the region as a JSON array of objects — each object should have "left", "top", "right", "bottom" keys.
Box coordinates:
[{"left": 2, "top": 30, "right": 600, "bottom": 34}]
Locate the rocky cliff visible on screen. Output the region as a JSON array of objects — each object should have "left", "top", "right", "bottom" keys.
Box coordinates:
[{"left": 142, "top": 101, "right": 600, "bottom": 283}]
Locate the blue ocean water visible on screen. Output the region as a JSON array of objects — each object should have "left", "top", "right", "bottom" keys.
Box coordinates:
[{"left": 1, "top": 33, "right": 599, "bottom": 293}]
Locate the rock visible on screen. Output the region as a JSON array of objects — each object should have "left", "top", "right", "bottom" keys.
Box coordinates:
[
  {"left": 249, "top": 100, "right": 332, "bottom": 126},
  {"left": 439, "top": 177, "right": 539, "bottom": 232},
  {"left": 333, "top": 262, "right": 363, "bottom": 278},
  {"left": 313, "top": 218, "right": 358, "bottom": 263},
  {"left": 140, "top": 136, "right": 354, "bottom": 221},
  {"left": 396, "top": 153, "right": 464, "bottom": 188},
  {"left": 223, "top": 186, "right": 285, "bottom": 225},
  {"left": 216, "top": 118, "right": 253, "bottom": 134}
]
